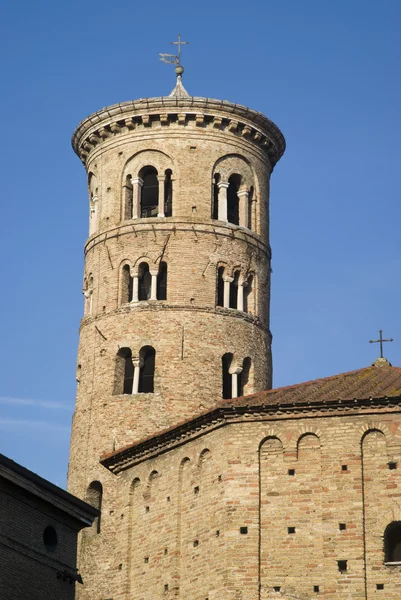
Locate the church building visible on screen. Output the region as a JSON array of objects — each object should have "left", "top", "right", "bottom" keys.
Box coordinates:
[{"left": 68, "top": 53, "right": 401, "bottom": 600}]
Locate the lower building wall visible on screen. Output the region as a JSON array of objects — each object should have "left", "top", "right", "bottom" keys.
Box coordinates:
[{"left": 76, "top": 409, "right": 401, "bottom": 600}]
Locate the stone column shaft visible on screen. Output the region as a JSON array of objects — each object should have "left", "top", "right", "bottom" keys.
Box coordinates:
[
  {"left": 218, "top": 182, "right": 229, "bottom": 222},
  {"left": 150, "top": 273, "right": 158, "bottom": 300},
  {"left": 223, "top": 277, "right": 233, "bottom": 308},
  {"left": 131, "top": 275, "right": 139, "bottom": 303},
  {"left": 238, "top": 189, "right": 249, "bottom": 228},
  {"left": 157, "top": 175, "right": 166, "bottom": 217},
  {"left": 132, "top": 178, "right": 143, "bottom": 219},
  {"left": 237, "top": 283, "right": 244, "bottom": 311}
]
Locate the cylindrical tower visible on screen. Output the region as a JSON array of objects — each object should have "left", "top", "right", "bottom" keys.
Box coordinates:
[{"left": 68, "top": 75, "right": 285, "bottom": 497}]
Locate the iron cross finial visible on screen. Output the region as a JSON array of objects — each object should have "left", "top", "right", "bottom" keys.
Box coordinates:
[
  {"left": 369, "top": 329, "right": 394, "bottom": 359},
  {"left": 159, "top": 34, "right": 189, "bottom": 67}
]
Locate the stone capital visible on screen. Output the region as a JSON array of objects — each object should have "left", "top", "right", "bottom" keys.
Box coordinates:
[
  {"left": 217, "top": 181, "right": 229, "bottom": 190},
  {"left": 132, "top": 177, "right": 143, "bottom": 186},
  {"left": 229, "top": 366, "right": 243, "bottom": 376},
  {"left": 223, "top": 275, "right": 234, "bottom": 283}
]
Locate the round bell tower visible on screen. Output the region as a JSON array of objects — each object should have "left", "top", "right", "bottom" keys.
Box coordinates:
[{"left": 68, "top": 70, "right": 285, "bottom": 497}]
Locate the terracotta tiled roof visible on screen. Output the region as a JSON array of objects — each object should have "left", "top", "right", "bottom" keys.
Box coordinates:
[
  {"left": 101, "top": 363, "right": 401, "bottom": 472},
  {"left": 221, "top": 362, "right": 401, "bottom": 408}
]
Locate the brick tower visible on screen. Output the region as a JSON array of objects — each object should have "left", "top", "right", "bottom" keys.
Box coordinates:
[{"left": 68, "top": 65, "right": 285, "bottom": 594}]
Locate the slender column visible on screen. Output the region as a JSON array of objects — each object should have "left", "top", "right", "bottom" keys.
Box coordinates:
[
  {"left": 131, "top": 358, "right": 143, "bottom": 395},
  {"left": 89, "top": 196, "right": 98, "bottom": 235},
  {"left": 223, "top": 276, "right": 233, "bottom": 308},
  {"left": 150, "top": 272, "right": 158, "bottom": 300},
  {"left": 83, "top": 288, "right": 93, "bottom": 315},
  {"left": 132, "top": 177, "right": 143, "bottom": 219},
  {"left": 217, "top": 181, "right": 229, "bottom": 222},
  {"left": 157, "top": 175, "right": 166, "bottom": 217},
  {"left": 131, "top": 275, "right": 139, "bottom": 303},
  {"left": 237, "top": 189, "right": 249, "bottom": 228},
  {"left": 229, "top": 367, "right": 243, "bottom": 399},
  {"left": 237, "top": 283, "right": 244, "bottom": 311}
]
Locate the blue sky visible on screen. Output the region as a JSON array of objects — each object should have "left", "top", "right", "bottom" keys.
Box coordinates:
[{"left": 0, "top": 0, "right": 400, "bottom": 487}]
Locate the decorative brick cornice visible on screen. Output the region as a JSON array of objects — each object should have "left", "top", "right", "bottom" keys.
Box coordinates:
[
  {"left": 72, "top": 96, "right": 286, "bottom": 167},
  {"left": 100, "top": 395, "right": 401, "bottom": 474}
]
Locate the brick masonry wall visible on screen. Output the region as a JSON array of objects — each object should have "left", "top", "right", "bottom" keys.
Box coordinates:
[
  {"left": 0, "top": 478, "right": 80, "bottom": 600},
  {"left": 77, "top": 409, "right": 401, "bottom": 600}
]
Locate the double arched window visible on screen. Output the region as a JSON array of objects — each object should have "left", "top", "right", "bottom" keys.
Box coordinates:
[
  {"left": 120, "top": 261, "right": 168, "bottom": 305},
  {"left": 123, "top": 165, "right": 173, "bottom": 220},
  {"left": 212, "top": 155, "right": 255, "bottom": 229},
  {"left": 216, "top": 267, "right": 255, "bottom": 313},
  {"left": 222, "top": 354, "right": 252, "bottom": 399},
  {"left": 116, "top": 346, "right": 156, "bottom": 395}
]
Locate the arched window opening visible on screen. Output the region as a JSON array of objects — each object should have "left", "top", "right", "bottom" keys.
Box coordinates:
[
  {"left": 164, "top": 169, "right": 173, "bottom": 217},
  {"left": 238, "top": 357, "right": 251, "bottom": 396},
  {"left": 384, "top": 522, "right": 401, "bottom": 562},
  {"left": 140, "top": 166, "right": 159, "bottom": 218},
  {"left": 138, "top": 263, "right": 151, "bottom": 301},
  {"left": 212, "top": 174, "right": 220, "bottom": 219},
  {"left": 222, "top": 353, "right": 233, "bottom": 399},
  {"left": 87, "top": 481, "right": 102, "bottom": 534},
  {"left": 121, "top": 265, "right": 133, "bottom": 304},
  {"left": 157, "top": 262, "right": 167, "bottom": 300},
  {"left": 116, "top": 347, "right": 134, "bottom": 394},
  {"left": 243, "top": 274, "right": 253, "bottom": 313},
  {"left": 230, "top": 271, "right": 240, "bottom": 309},
  {"left": 139, "top": 346, "right": 156, "bottom": 393},
  {"left": 124, "top": 175, "right": 133, "bottom": 220},
  {"left": 248, "top": 186, "right": 254, "bottom": 231},
  {"left": 217, "top": 267, "right": 225, "bottom": 307},
  {"left": 227, "top": 174, "right": 241, "bottom": 225}
]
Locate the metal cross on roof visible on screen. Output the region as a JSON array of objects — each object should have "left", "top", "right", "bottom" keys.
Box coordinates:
[
  {"left": 159, "top": 34, "right": 189, "bottom": 66},
  {"left": 369, "top": 329, "right": 394, "bottom": 359}
]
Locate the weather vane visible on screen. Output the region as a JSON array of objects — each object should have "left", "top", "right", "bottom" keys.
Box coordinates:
[{"left": 159, "top": 34, "right": 189, "bottom": 75}]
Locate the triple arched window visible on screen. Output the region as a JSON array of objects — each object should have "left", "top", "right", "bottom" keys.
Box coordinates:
[
  {"left": 123, "top": 166, "right": 173, "bottom": 220},
  {"left": 216, "top": 267, "right": 255, "bottom": 313},
  {"left": 121, "top": 261, "right": 168, "bottom": 305},
  {"left": 116, "top": 346, "right": 156, "bottom": 395},
  {"left": 222, "top": 354, "right": 252, "bottom": 399}
]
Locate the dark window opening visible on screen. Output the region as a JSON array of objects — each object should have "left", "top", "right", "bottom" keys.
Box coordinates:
[
  {"left": 117, "top": 347, "right": 133, "bottom": 394},
  {"left": 229, "top": 271, "right": 240, "bottom": 309},
  {"left": 124, "top": 174, "right": 133, "bottom": 220},
  {"left": 140, "top": 166, "right": 159, "bottom": 218},
  {"left": 222, "top": 353, "right": 233, "bottom": 399},
  {"left": 165, "top": 169, "right": 172, "bottom": 216},
  {"left": 139, "top": 346, "right": 155, "bottom": 393},
  {"left": 87, "top": 481, "right": 102, "bottom": 534},
  {"left": 43, "top": 526, "right": 58, "bottom": 552},
  {"left": 238, "top": 357, "right": 251, "bottom": 396},
  {"left": 288, "top": 469, "right": 295, "bottom": 476},
  {"left": 217, "top": 267, "right": 225, "bottom": 307},
  {"left": 376, "top": 584, "right": 384, "bottom": 590},
  {"left": 384, "top": 521, "right": 401, "bottom": 562},
  {"left": 227, "top": 174, "right": 240, "bottom": 225},
  {"left": 138, "top": 263, "right": 151, "bottom": 301},
  {"left": 240, "top": 527, "right": 248, "bottom": 535},
  {"left": 247, "top": 186, "right": 254, "bottom": 230},
  {"left": 313, "top": 585, "right": 320, "bottom": 593},
  {"left": 339, "top": 523, "right": 347, "bottom": 531},
  {"left": 212, "top": 173, "right": 220, "bottom": 219},
  {"left": 122, "top": 264, "right": 133, "bottom": 303},
  {"left": 288, "top": 527, "right": 296, "bottom": 534},
  {"left": 157, "top": 262, "right": 167, "bottom": 300},
  {"left": 388, "top": 461, "right": 397, "bottom": 470},
  {"left": 341, "top": 464, "right": 348, "bottom": 471}
]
